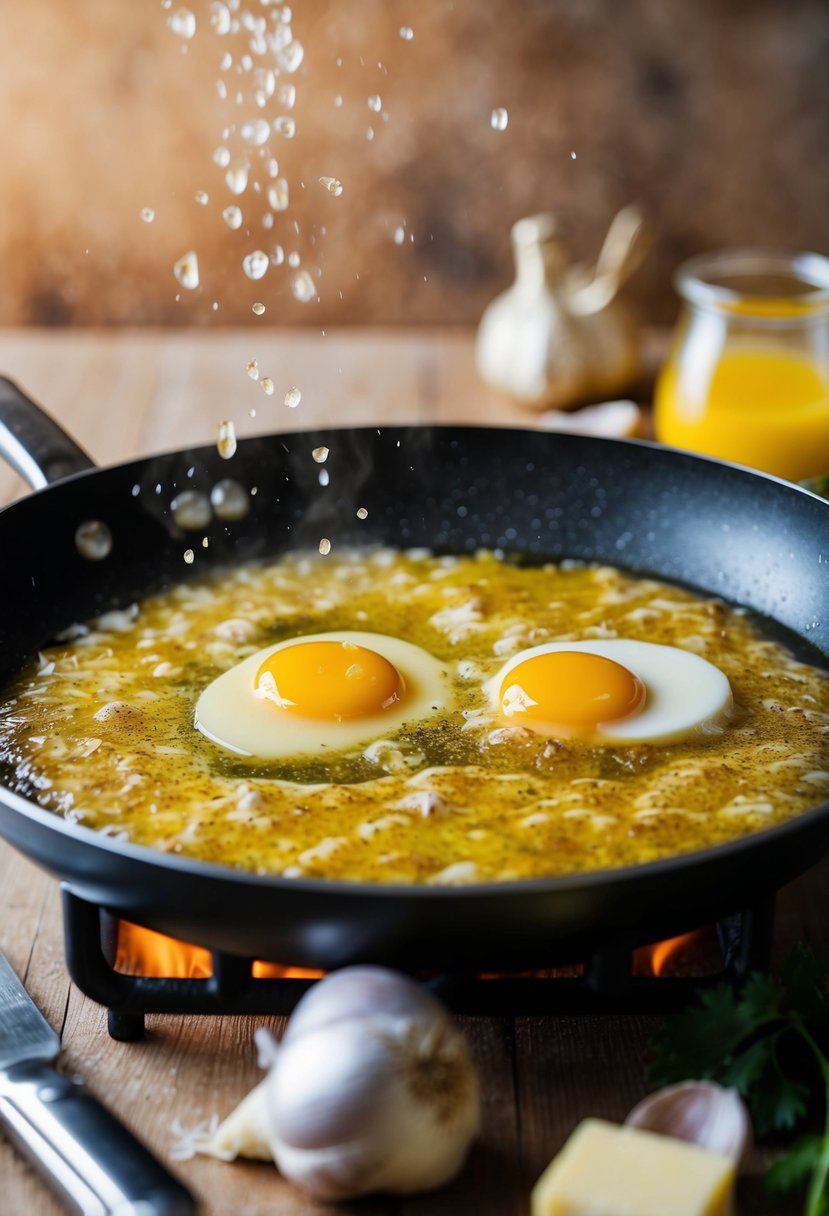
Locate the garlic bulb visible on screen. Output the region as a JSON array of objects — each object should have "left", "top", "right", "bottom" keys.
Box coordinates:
[
  {"left": 203, "top": 965, "right": 480, "bottom": 1200},
  {"left": 625, "top": 1081, "right": 751, "bottom": 1166}
]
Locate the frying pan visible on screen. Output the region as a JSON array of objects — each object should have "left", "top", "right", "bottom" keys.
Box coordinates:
[{"left": 1, "top": 374, "right": 829, "bottom": 972}]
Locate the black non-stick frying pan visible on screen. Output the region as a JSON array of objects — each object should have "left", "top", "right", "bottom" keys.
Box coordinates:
[{"left": 1, "top": 375, "right": 829, "bottom": 971}]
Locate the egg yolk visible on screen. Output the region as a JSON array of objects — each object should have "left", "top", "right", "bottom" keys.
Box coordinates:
[
  {"left": 254, "top": 640, "right": 406, "bottom": 721},
  {"left": 500, "top": 650, "right": 646, "bottom": 735}
]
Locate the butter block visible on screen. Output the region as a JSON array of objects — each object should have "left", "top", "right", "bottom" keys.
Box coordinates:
[{"left": 531, "top": 1118, "right": 736, "bottom": 1216}]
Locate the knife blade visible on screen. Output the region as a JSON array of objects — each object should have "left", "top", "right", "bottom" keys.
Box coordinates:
[{"left": 0, "top": 947, "right": 197, "bottom": 1215}]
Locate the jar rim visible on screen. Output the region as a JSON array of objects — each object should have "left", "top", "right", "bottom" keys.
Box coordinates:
[{"left": 675, "top": 248, "right": 829, "bottom": 318}]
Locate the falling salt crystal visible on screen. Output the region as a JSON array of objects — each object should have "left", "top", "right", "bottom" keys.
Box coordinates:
[
  {"left": 140, "top": 207, "right": 155, "bottom": 223},
  {"left": 245, "top": 360, "right": 259, "bottom": 381},
  {"left": 334, "top": 95, "right": 343, "bottom": 108},
  {"left": 318, "top": 469, "right": 329, "bottom": 486},
  {"left": 357, "top": 507, "right": 368, "bottom": 520},
  {"left": 284, "top": 386, "right": 301, "bottom": 408},
  {"left": 242, "top": 250, "right": 270, "bottom": 281},
  {"left": 267, "top": 179, "right": 289, "bottom": 211},
  {"left": 287, "top": 251, "right": 301, "bottom": 268},
  {"left": 240, "top": 54, "right": 253, "bottom": 72},
  {"left": 217, "top": 420, "right": 237, "bottom": 460},
  {"left": 216, "top": 81, "right": 228, "bottom": 101},
  {"left": 252, "top": 302, "right": 266, "bottom": 316},
  {"left": 219, "top": 51, "right": 232, "bottom": 71},
  {"left": 171, "top": 491, "right": 212, "bottom": 530},
  {"left": 277, "top": 83, "right": 296, "bottom": 109},
  {"left": 261, "top": 378, "right": 274, "bottom": 395},
  {"left": 183, "top": 549, "right": 195, "bottom": 564},
  {"left": 272, "top": 245, "right": 285, "bottom": 266},
  {"left": 211, "top": 479, "right": 250, "bottom": 520},
  {"left": 319, "top": 538, "right": 331, "bottom": 556},
  {"left": 195, "top": 190, "right": 209, "bottom": 205},
  {"left": 570, "top": 150, "right": 577, "bottom": 159},
  {"left": 173, "top": 251, "right": 199, "bottom": 291},
  {"left": 262, "top": 213, "right": 274, "bottom": 230},
  {"left": 273, "top": 116, "right": 296, "bottom": 139},
  {"left": 491, "top": 107, "right": 509, "bottom": 131},
  {"left": 213, "top": 146, "right": 231, "bottom": 168},
  {"left": 368, "top": 94, "right": 382, "bottom": 112},
  {"left": 209, "top": 1, "right": 231, "bottom": 34},
  {"left": 75, "top": 520, "right": 113, "bottom": 561},
  {"left": 319, "top": 176, "right": 343, "bottom": 197},
  {"left": 267, "top": 157, "right": 279, "bottom": 178},
  {"left": 248, "top": 407, "right": 256, "bottom": 417},
  {"left": 400, "top": 26, "right": 414, "bottom": 40},
  {"left": 225, "top": 160, "right": 250, "bottom": 195},
  {"left": 222, "top": 205, "right": 243, "bottom": 230},
  {"left": 168, "top": 8, "right": 196, "bottom": 38},
  {"left": 312, "top": 446, "right": 329, "bottom": 464},
  {"left": 241, "top": 118, "right": 270, "bottom": 146},
  {"left": 279, "top": 40, "right": 304, "bottom": 73},
  {"left": 393, "top": 226, "right": 405, "bottom": 246},
  {"left": 366, "top": 127, "right": 375, "bottom": 142},
  {"left": 292, "top": 271, "right": 316, "bottom": 303},
  {"left": 202, "top": 537, "right": 209, "bottom": 548}
]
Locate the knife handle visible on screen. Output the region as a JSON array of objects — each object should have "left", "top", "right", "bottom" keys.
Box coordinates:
[{"left": 0, "top": 1060, "right": 197, "bottom": 1215}]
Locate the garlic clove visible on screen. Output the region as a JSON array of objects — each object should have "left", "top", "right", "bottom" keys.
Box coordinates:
[
  {"left": 200, "top": 1077, "right": 273, "bottom": 1162},
  {"left": 625, "top": 1080, "right": 752, "bottom": 1167}
]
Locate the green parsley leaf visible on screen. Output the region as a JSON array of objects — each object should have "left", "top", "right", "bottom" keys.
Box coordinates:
[{"left": 765, "top": 1136, "right": 824, "bottom": 1196}]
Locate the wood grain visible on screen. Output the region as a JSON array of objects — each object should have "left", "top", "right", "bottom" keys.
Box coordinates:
[{"left": 0, "top": 328, "right": 816, "bottom": 1214}]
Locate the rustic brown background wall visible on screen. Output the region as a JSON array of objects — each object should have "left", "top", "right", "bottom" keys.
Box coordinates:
[{"left": 0, "top": 0, "right": 827, "bottom": 329}]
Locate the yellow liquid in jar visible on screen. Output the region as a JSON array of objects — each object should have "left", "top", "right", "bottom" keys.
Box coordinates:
[{"left": 654, "top": 347, "right": 829, "bottom": 481}]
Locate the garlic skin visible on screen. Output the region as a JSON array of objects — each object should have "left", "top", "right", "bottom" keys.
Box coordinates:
[
  {"left": 625, "top": 1081, "right": 752, "bottom": 1167},
  {"left": 261, "top": 966, "right": 480, "bottom": 1200}
]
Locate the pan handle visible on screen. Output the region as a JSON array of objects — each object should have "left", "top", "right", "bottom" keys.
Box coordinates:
[{"left": 0, "top": 376, "right": 95, "bottom": 489}]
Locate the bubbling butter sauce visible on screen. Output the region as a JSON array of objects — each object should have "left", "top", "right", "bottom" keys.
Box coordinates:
[{"left": 2, "top": 550, "right": 829, "bottom": 886}]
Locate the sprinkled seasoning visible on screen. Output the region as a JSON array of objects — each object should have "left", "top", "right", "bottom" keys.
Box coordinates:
[
  {"left": 357, "top": 507, "right": 368, "bottom": 520},
  {"left": 74, "top": 520, "right": 113, "bottom": 561},
  {"left": 225, "top": 160, "right": 250, "bottom": 195},
  {"left": 252, "top": 302, "right": 266, "bottom": 316},
  {"left": 312, "top": 446, "right": 329, "bottom": 464},
  {"left": 168, "top": 8, "right": 196, "bottom": 39},
  {"left": 260, "top": 378, "right": 274, "bottom": 396},
  {"left": 319, "top": 176, "right": 343, "bottom": 196},
  {"left": 171, "top": 491, "right": 212, "bottom": 530},
  {"left": 318, "top": 537, "right": 332, "bottom": 556},
  {"left": 245, "top": 360, "right": 259, "bottom": 380},
  {"left": 284, "top": 386, "right": 302, "bottom": 408},
  {"left": 195, "top": 190, "right": 209, "bottom": 205},
  {"left": 217, "top": 420, "right": 237, "bottom": 460},
  {"left": 140, "top": 207, "right": 155, "bottom": 223},
  {"left": 400, "top": 26, "right": 414, "bottom": 40},
  {"left": 211, "top": 479, "right": 250, "bottom": 520},
  {"left": 491, "top": 107, "right": 509, "bottom": 131},
  {"left": 183, "top": 548, "right": 195, "bottom": 564},
  {"left": 222, "top": 205, "right": 243, "bottom": 230},
  {"left": 368, "top": 94, "right": 382, "bottom": 113},
  {"left": 173, "top": 251, "right": 199, "bottom": 290},
  {"left": 242, "top": 250, "right": 269, "bottom": 280},
  {"left": 273, "top": 115, "right": 296, "bottom": 139},
  {"left": 291, "top": 270, "right": 316, "bottom": 303}
]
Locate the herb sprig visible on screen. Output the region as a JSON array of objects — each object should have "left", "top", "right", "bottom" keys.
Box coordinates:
[{"left": 649, "top": 946, "right": 829, "bottom": 1216}]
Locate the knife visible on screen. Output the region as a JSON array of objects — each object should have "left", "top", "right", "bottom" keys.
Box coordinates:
[{"left": 0, "top": 947, "right": 197, "bottom": 1215}]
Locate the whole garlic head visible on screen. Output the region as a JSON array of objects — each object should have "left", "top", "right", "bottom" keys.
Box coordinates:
[
  {"left": 261, "top": 966, "right": 480, "bottom": 1200},
  {"left": 625, "top": 1081, "right": 752, "bottom": 1166},
  {"left": 198, "top": 965, "right": 480, "bottom": 1201}
]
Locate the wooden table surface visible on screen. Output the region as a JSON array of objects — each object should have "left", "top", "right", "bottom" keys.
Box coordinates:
[{"left": 0, "top": 327, "right": 824, "bottom": 1215}]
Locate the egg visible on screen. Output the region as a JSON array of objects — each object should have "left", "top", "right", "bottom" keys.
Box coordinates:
[
  {"left": 484, "top": 639, "right": 733, "bottom": 744},
  {"left": 195, "top": 631, "right": 453, "bottom": 759}
]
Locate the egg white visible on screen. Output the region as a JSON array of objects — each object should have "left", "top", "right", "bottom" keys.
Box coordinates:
[
  {"left": 195, "top": 630, "right": 453, "bottom": 759},
  {"left": 484, "top": 639, "right": 733, "bottom": 744}
]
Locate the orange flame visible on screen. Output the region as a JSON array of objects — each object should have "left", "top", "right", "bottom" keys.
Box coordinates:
[
  {"left": 632, "top": 930, "right": 711, "bottom": 978},
  {"left": 114, "top": 921, "right": 322, "bottom": 980}
]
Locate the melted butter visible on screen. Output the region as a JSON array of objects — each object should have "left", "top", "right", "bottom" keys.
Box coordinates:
[{"left": 2, "top": 549, "right": 829, "bottom": 885}]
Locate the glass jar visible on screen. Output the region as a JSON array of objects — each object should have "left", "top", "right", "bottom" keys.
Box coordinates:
[{"left": 653, "top": 249, "right": 829, "bottom": 481}]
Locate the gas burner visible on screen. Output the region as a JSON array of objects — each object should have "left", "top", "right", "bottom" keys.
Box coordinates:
[{"left": 60, "top": 888, "right": 775, "bottom": 1041}]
